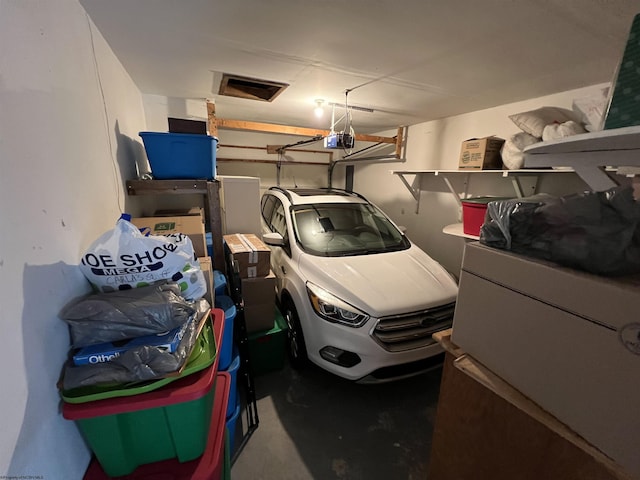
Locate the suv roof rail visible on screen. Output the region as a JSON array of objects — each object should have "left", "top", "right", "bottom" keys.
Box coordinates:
[
  {"left": 268, "top": 185, "right": 292, "bottom": 201},
  {"left": 337, "top": 188, "right": 368, "bottom": 202},
  {"left": 319, "top": 188, "right": 370, "bottom": 203},
  {"left": 267, "top": 186, "right": 370, "bottom": 203}
]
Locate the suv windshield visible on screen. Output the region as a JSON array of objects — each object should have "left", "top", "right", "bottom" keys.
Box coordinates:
[{"left": 291, "top": 202, "right": 410, "bottom": 256}]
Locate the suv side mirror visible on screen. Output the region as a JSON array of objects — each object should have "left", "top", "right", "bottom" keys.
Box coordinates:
[{"left": 263, "top": 232, "right": 285, "bottom": 246}]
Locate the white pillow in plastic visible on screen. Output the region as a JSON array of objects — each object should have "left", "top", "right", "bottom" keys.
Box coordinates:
[
  {"left": 509, "top": 106, "right": 579, "bottom": 138},
  {"left": 501, "top": 132, "right": 540, "bottom": 170},
  {"left": 572, "top": 87, "right": 609, "bottom": 132},
  {"left": 542, "top": 120, "right": 587, "bottom": 142}
]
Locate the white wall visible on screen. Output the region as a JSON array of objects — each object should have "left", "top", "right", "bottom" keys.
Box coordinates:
[
  {"left": 348, "top": 84, "right": 609, "bottom": 275},
  {"left": 0, "top": 1, "right": 148, "bottom": 477}
]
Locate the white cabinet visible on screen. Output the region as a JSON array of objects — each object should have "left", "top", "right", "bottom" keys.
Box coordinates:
[{"left": 217, "top": 175, "right": 262, "bottom": 237}]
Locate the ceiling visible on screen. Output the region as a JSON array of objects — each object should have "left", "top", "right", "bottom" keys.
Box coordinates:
[{"left": 80, "top": 0, "right": 638, "bottom": 134}]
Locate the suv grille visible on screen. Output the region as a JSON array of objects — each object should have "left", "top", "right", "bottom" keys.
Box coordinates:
[{"left": 372, "top": 302, "right": 455, "bottom": 352}]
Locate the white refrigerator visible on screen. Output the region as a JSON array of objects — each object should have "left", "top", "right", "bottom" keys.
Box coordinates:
[{"left": 217, "top": 175, "right": 262, "bottom": 237}]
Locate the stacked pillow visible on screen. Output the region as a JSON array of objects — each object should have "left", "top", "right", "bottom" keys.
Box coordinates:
[{"left": 502, "top": 106, "right": 586, "bottom": 169}]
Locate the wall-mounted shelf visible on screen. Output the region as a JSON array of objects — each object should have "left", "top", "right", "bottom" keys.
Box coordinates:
[
  {"left": 524, "top": 125, "right": 640, "bottom": 191},
  {"left": 394, "top": 127, "right": 640, "bottom": 240},
  {"left": 391, "top": 168, "right": 579, "bottom": 240},
  {"left": 442, "top": 223, "right": 479, "bottom": 240},
  {"left": 391, "top": 169, "right": 573, "bottom": 214}
]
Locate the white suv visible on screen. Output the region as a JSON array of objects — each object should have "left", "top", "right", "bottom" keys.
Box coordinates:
[{"left": 260, "top": 187, "right": 458, "bottom": 383}]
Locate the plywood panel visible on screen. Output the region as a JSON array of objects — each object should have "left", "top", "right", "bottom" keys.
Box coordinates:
[{"left": 428, "top": 352, "right": 631, "bottom": 480}]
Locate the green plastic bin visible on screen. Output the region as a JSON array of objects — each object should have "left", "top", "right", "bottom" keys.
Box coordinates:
[
  {"left": 63, "top": 363, "right": 217, "bottom": 477},
  {"left": 248, "top": 308, "right": 288, "bottom": 377},
  {"left": 81, "top": 371, "right": 231, "bottom": 479}
]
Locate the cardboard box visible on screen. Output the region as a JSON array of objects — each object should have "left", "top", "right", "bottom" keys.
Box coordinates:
[
  {"left": 131, "top": 214, "right": 207, "bottom": 258},
  {"left": 199, "top": 256, "right": 214, "bottom": 306},
  {"left": 242, "top": 270, "right": 276, "bottom": 333},
  {"left": 153, "top": 206, "right": 205, "bottom": 222},
  {"left": 223, "top": 233, "right": 270, "bottom": 279},
  {"left": 458, "top": 136, "right": 505, "bottom": 169},
  {"left": 451, "top": 242, "right": 640, "bottom": 478}
]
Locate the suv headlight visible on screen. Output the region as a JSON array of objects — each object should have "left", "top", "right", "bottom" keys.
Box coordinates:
[{"left": 306, "top": 282, "right": 369, "bottom": 328}]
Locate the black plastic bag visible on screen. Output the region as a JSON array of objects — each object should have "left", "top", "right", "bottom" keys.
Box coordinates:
[{"left": 480, "top": 186, "right": 640, "bottom": 276}]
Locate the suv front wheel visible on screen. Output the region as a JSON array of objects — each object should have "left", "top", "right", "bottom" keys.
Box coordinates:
[{"left": 283, "top": 298, "right": 308, "bottom": 369}]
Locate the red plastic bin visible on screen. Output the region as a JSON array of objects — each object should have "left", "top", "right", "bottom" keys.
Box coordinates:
[{"left": 461, "top": 197, "right": 510, "bottom": 237}]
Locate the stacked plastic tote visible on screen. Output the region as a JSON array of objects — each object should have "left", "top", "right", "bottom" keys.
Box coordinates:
[{"left": 62, "top": 308, "right": 231, "bottom": 479}]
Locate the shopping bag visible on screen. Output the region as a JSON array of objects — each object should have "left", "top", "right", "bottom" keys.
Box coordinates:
[{"left": 79, "top": 215, "right": 206, "bottom": 301}]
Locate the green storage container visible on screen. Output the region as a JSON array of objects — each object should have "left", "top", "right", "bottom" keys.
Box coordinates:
[
  {"left": 248, "top": 308, "right": 288, "bottom": 377},
  {"left": 63, "top": 363, "right": 217, "bottom": 477},
  {"left": 81, "top": 371, "right": 232, "bottom": 479}
]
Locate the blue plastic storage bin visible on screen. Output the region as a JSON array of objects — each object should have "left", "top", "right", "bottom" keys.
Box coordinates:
[
  {"left": 214, "top": 295, "right": 236, "bottom": 371},
  {"left": 226, "top": 348, "right": 240, "bottom": 419},
  {"left": 139, "top": 132, "right": 217, "bottom": 180},
  {"left": 213, "top": 270, "right": 227, "bottom": 296},
  {"left": 206, "top": 232, "right": 214, "bottom": 257},
  {"left": 226, "top": 400, "right": 241, "bottom": 455}
]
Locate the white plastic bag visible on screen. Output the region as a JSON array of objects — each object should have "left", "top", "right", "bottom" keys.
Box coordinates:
[
  {"left": 80, "top": 215, "right": 206, "bottom": 301},
  {"left": 501, "top": 132, "right": 540, "bottom": 170},
  {"left": 541, "top": 120, "right": 587, "bottom": 142}
]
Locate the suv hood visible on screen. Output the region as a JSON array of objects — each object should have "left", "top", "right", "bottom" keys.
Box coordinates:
[{"left": 298, "top": 245, "right": 458, "bottom": 317}]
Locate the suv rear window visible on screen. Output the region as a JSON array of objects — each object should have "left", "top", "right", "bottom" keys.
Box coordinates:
[
  {"left": 261, "top": 195, "right": 276, "bottom": 224},
  {"left": 292, "top": 202, "right": 409, "bottom": 256}
]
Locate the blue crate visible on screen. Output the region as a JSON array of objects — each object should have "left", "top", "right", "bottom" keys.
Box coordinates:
[
  {"left": 213, "top": 270, "right": 227, "bottom": 296},
  {"left": 214, "top": 295, "right": 236, "bottom": 371},
  {"left": 139, "top": 132, "right": 217, "bottom": 180},
  {"left": 225, "top": 347, "right": 240, "bottom": 419},
  {"left": 226, "top": 400, "right": 241, "bottom": 456}
]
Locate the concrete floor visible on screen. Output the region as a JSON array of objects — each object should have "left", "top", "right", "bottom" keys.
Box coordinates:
[{"left": 229, "top": 358, "right": 444, "bottom": 480}]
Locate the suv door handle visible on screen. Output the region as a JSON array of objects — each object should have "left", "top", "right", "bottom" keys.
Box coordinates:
[{"left": 280, "top": 265, "right": 286, "bottom": 275}]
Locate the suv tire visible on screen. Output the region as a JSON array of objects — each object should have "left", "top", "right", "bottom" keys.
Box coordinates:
[{"left": 283, "top": 298, "right": 308, "bottom": 369}]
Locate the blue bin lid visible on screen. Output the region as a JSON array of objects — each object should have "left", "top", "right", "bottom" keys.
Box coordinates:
[
  {"left": 214, "top": 295, "right": 236, "bottom": 319},
  {"left": 213, "top": 270, "right": 227, "bottom": 288}
]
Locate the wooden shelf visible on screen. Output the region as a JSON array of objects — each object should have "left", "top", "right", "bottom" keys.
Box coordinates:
[
  {"left": 126, "top": 179, "right": 211, "bottom": 195},
  {"left": 126, "top": 179, "right": 225, "bottom": 274}
]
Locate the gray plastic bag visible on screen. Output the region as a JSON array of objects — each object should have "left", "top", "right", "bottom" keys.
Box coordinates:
[
  {"left": 59, "top": 284, "right": 196, "bottom": 347},
  {"left": 61, "top": 299, "right": 209, "bottom": 389}
]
